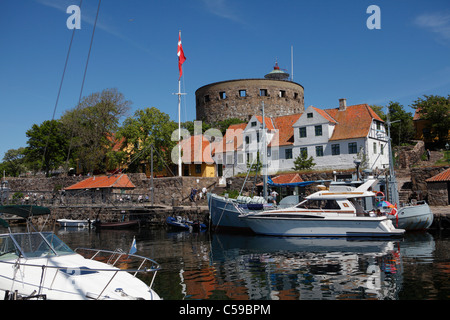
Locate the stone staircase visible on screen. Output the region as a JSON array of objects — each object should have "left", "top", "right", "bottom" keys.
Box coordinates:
[{"left": 395, "top": 168, "right": 412, "bottom": 204}]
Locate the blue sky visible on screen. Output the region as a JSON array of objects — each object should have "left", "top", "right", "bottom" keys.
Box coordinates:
[{"left": 1, "top": 0, "right": 450, "bottom": 159}]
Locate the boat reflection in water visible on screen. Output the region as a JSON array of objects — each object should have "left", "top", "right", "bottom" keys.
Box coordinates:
[{"left": 204, "top": 234, "right": 405, "bottom": 300}]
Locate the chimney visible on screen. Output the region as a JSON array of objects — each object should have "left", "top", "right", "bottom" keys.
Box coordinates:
[{"left": 339, "top": 98, "right": 347, "bottom": 111}]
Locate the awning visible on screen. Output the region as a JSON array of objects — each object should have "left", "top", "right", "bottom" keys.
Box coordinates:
[{"left": 267, "top": 176, "right": 317, "bottom": 187}]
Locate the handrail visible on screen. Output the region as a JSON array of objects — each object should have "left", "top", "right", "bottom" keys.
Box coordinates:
[
  {"left": 0, "top": 248, "right": 160, "bottom": 299},
  {"left": 74, "top": 247, "right": 161, "bottom": 272}
]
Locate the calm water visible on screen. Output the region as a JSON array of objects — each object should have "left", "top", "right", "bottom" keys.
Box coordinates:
[{"left": 44, "top": 226, "right": 450, "bottom": 300}]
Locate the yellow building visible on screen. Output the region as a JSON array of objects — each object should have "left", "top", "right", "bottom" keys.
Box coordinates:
[
  {"left": 179, "top": 135, "right": 216, "bottom": 177},
  {"left": 413, "top": 108, "right": 450, "bottom": 144}
]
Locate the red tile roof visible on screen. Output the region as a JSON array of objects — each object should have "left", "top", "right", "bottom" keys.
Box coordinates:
[
  {"left": 257, "top": 173, "right": 303, "bottom": 186},
  {"left": 106, "top": 133, "right": 126, "bottom": 151},
  {"left": 426, "top": 168, "right": 450, "bottom": 182},
  {"left": 179, "top": 135, "right": 214, "bottom": 163},
  {"left": 255, "top": 116, "right": 275, "bottom": 130},
  {"left": 271, "top": 173, "right": 304, "bottom": 184},
  {"left": 213, "top": 123, "right": 246, "bottom": 154},
  {"left": 326, "top": 104, "right": 382, "bottom": 141},
  {"left": 269, "top": 114, "right": 302, "bottom": 147},
  {"left": 66, "top": 174, "right": 135, "bottom": 190},
  {"left": 312, "top": 107, "right": 336, "bottom": 123}
]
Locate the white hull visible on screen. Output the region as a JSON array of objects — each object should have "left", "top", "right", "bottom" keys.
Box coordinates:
[
  {"left": 242, "top": 214, "right": 404, "bottom": 237},
  {"left": 0, "top": 231, "right": 160, "bottom": 300},
  {"left": 0, "top": 253, "right": 160, "bottom": 300},
  {"left": 57, "top": 219, "right": 90, "bottom": 228}
]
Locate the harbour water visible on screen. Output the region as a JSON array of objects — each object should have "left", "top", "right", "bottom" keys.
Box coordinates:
[{"left": 50, "top": 226, "right": 450, "bottom": 300}]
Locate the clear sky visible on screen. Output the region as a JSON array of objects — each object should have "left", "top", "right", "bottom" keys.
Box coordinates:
[{"left": 1, "top": 0, "right": 450, "bottom": 159}]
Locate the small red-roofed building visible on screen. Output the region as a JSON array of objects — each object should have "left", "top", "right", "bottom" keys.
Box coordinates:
[
  {"left": 426, "top": 167, "right": 450, "bottom": 205},
  {"left": 65, "top": 174, "right": 136, "bottom": 202}
]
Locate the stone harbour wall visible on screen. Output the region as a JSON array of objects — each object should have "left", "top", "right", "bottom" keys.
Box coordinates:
[{"left": 4, "top": 174, "right": 219, "bottom": 206}]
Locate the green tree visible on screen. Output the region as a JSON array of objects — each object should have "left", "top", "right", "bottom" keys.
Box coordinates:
[
  {"left": 2, "top": 148, "right": 26, "bottom": 177},
  {"left": 24, "top": 120, "right": 70, "bottom": 176},
  {"left": 412, "top": 94, "right": 450, "bottom": 146},
  {"left": 386, "top": 101, "right": 415, "bottom": 146},
  {"left": 119, "top": 107, "right": 178, "bottom": 172},
  {"left": 293, "top": 149, "right": 315, "bottom": 171},
  {"left": 60, "top": 88, "right": 131, "bottom": 174}
]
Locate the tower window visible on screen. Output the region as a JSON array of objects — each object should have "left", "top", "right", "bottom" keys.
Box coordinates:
[
  {"left": 239, "top": 90, "right": 247, "bottom": 97},
  {"left": 219, "top": 91, "right": 226, "bottom": 99},
  {"left": 260, "top": 89, "right": 268, "bottom": 96}
]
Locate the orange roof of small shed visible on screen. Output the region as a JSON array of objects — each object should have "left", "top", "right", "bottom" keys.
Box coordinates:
[
  {"left": 426, "top": 168, "right": 450, "bottom": 182},
  {"left": 65, "top": 174, "right": 135, "bottom": 190}
]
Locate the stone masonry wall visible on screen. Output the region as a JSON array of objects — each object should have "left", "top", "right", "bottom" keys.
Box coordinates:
[
  {"left": 411, "top": 165, "right": 450, "bottom": 205},
  {"left": 196, "top": 79, "right": 305, "bottom": 123},
  {"left": 4, "top": 174, "right": 219, "bottom": 206},
  {"left": 397, "top": 141, "right": 425, "bottom": 168}
]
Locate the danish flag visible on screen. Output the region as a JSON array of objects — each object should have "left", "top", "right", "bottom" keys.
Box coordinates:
[
  {"left": 389, "top": 203, "right": 399, "bottom": 227},
  {"left": 177, "top": 31, "right": 186, "bottom": 79}
]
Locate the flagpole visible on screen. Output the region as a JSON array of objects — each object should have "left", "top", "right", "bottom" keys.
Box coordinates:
[
  {"left": 175, "top": 30, "right": 186, "bottom": 177},
  {"left": 178, "top": 78, "right": 182, "bottom": 176}
]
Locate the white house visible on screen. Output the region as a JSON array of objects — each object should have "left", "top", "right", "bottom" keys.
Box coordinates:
[{"left": 213, "top": 99, "right": 390, "bottom": 177}]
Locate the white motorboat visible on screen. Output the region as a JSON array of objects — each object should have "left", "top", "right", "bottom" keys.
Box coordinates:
[
  {"left": 0, "top": 205, "right": 161, "bottom": 300},
  {"left": 239, "top": 180, "right": 405, "bottom": 237},
  {"left": 57, "top": 218, "right": 91, "bottom": 228}
]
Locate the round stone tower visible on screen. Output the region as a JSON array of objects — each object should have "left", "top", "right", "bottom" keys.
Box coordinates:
[{"left": 195, "top": 64, "right": 305, "bottom": 123}]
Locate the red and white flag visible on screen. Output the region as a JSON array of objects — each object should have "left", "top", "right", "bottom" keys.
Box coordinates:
[
  {"left": 177, "top": 31, "right": 186, "bottom": 79},
  {"left": 389, "top": 203, "right": 399, "bottom": 227}
]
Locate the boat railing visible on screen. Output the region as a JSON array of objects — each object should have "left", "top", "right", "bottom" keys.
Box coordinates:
[
  {"left": 0, "top": 246, "right": 160, "bottom": 296},
  {"left": 74, "top": 247, "right": 160, "bottom": 288}
]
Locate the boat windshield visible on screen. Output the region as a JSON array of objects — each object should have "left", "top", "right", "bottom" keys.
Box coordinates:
[
  {"left": 0, "top": 232, "right": 74, "bottom": 260},
  {"left": 296, "top": 199, "right": 341, "bottom": 210}
]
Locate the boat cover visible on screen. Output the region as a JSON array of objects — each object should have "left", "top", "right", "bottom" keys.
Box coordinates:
[
  {"left": 0, "top": 205, "right": 50, "bottom": 218},
  {"left": 267, "top": 177, "right": 317, "bottom": 187}
]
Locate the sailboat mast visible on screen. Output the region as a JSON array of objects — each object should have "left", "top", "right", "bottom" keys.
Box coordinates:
[
  {"left": 386, "top": 111, "right": 400, "bottom": 204},
  {"left": 262, "top": 102, "right": 268, "bottom": 200}
]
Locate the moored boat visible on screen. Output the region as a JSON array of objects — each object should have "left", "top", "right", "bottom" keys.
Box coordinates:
[
  {"left": 389, "top": 202, "right": 433, "bottom": 230},
  {"left": 0, "top": 205, "right": 161, "bottom": 300},
  {"left": 239, "top": 180, "right": 405, "bottom": 238},
  {"left": 92, "top": 219, "right": 139, "bottom": 229},
  {"left": 57, "top": 218, "right": 91, "bottom": 228},
  {"left": 166, "top": 216, "right": 207, "bottom": 232},
  {"left": 207, "top": 193, "right": 269, "bottom": 232}
]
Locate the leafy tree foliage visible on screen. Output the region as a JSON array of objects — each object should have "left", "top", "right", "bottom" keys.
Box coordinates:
[
  {"left": 2, "top": 148, "right": 26, "bottom": 177},
  {"left": 412, "top": 94, "right": 450, "bottom": 146},
  {"left": 24, "top": 120, "right": 70, "bottom": 176},
  {"left": 60, "top": 88, "right": 131, "bottom": 174},
  {"left": 119, "top": 107, "right": 177, "bottom": 172},
  {"left": 386, "top": 101, "right": 415, "bottom": 146},
  {"left": 293, "top": 149, "right": 315, "bottom": 171}
]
